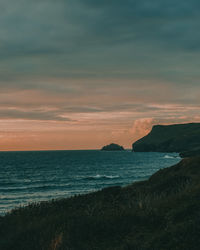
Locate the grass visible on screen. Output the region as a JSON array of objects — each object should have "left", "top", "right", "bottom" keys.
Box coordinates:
[{"left": 1, "top": 157, "right": 200, "bottom": 249}]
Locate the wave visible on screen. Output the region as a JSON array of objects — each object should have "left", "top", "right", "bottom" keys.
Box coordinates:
[
  {"left": 164, "top": 155, "right": 180, "bottom": 159},
  {"left": 0, "top": 183, "right": 73, "bottom": 193},
  {"left": 83, "top": 174, "right": 120, "bottom": 181}
]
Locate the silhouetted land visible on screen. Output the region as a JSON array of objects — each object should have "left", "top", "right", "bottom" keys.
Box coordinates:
[
  {"left": 1, "top": 156, "right": 200, "bottom": 250},
  {"left": 132, "top": 123, "right": 200, "bottom": 154},
  {"left": 180, "top": 149, "right": 200, "bottom": 158},
  {"left": 101, "top": 143, "right": 125, "bottom": 151}
]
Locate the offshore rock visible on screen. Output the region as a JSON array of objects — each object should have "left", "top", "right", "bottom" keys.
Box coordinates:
[{"left": 101, "top": 143, "right": 125, "bottom": 151}]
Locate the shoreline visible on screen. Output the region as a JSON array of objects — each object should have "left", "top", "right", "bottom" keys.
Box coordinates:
[
  {"left": 1, "top": 156, "right": 199, "bottom": 249},
  {"left": 0, "top": 152, "right": 180, "bottom": 216}
]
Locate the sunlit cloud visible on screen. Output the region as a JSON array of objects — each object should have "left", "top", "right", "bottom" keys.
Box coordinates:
[{"left": 0, "top": 0, "right": 199, "bottom": 150}]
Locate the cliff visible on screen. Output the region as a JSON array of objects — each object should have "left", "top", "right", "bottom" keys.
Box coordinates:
[
  {"left": 132, "top": 123, "right": 200, "bottom": 153},
  {"left": 1, "top": 157, "right": 200, "bottom": 249}
]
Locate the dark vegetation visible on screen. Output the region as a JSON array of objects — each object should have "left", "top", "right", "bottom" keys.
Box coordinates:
[
  {"left": 1, "top": 157, "right": 200, "bottom": 250},
  {"left": 101, "top": 143, "right": 125, "bottom": 151},
  {"left": 180, "top": 149, "right": 200, "bottom": 158},
  {"left": 132, "top": 123, "right": 200, "bottom": 154}
]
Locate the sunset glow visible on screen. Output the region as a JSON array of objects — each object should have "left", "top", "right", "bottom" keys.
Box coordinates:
[{"left": 0, "top": 1, "right": 200, "bottom": 150}]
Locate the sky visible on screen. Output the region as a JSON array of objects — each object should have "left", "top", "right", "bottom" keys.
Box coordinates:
[{"left": 0, "top": 0, "right": 200, "bottom": 150}]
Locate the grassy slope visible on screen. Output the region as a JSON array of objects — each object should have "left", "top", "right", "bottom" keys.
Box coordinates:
[
  {"left": 1, "top": 157, "right": 200, "bottom": 250},
  {"left": 132, "top": 123, "right": 200, "bottom": 152}
]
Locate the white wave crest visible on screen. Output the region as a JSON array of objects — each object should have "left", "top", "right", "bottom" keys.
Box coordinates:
[
  {"left": 164, "top": 155, "right": 180, "bottom": 159},
  {"left": 84, "top": 174, "right": 120, "bottom": 180}
]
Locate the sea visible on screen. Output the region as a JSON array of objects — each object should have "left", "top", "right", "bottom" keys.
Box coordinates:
[{"left": 0, "top": 150, "right": 181, "bottom": 215}]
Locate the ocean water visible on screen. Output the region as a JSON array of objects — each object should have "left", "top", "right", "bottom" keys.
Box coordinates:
[{"left": 0, "top": 150, "right": 181, "bottom": 215}]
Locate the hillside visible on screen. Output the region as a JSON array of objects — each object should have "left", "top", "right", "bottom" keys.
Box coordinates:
[
  {"left": 180, "top": 149, "right": 200, "bottom": 158},
  {"left": 132, "top": 123, "right": 200, "bottom": 153},
  {"left": 1, "top": 157, "right": 200, "bottom": 250}
]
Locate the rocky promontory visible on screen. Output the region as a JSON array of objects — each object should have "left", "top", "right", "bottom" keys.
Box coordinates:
[
  {"left": 180, "top": 149, "right": 200, "bottom": 158},
  {"left": 132, "top": 123, "right": 200, "bottom": 153},
  {"left": 101, "top": 143, "right": 125, "bottom": 151}
]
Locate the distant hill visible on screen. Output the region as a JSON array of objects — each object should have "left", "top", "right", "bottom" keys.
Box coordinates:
[
  {"left": 132, "top": 123, "right": 200, "bottom": 153},
  {"left": 101, "top": 143, "right": 125, "bottom": 151},
  {"left": 1, "top": 156, "right": 200, "bottom": 249}
]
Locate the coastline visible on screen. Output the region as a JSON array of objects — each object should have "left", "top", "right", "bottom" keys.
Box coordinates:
[
  {"left": 1, "top": 156, "right": 199, "bottom": 249},
  {"left": 0, "top": 151, "right": 180, "bottom": 216}
]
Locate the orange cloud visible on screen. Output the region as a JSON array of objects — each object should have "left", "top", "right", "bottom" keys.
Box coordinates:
[{"left": 130, "top": 118, "right": 158, "bottom": 139}]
